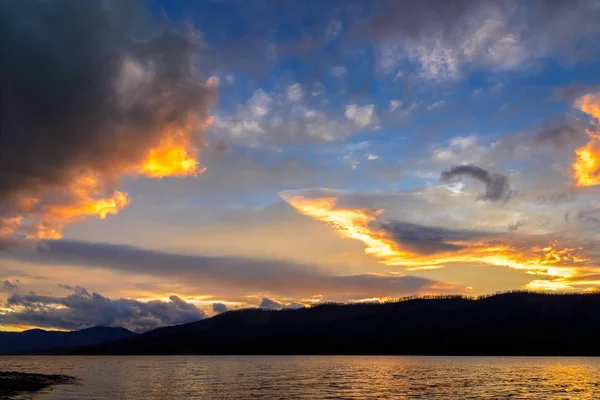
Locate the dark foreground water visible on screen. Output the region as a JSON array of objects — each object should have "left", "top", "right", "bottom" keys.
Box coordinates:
[{"left": 1, "top": 356, "right": 599, "bottom": 399}]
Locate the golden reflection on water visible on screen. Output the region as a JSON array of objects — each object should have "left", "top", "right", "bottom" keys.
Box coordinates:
[{"left": 1, "top": 356, "right": 599, "bottom": 399}]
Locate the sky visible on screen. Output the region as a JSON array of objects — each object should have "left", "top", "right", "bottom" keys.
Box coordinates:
[{"left": 2, "top": 0, "right": 600, "bottom": 332}]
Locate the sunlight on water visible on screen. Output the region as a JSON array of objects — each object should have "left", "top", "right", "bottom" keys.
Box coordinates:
[{"left": 1, "top": 356, "right": 600, "bottom": 399}]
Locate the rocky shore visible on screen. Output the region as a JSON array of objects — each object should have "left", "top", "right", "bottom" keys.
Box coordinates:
[{"left": 0, "top": 371, "right": 76, "bottom": 399}]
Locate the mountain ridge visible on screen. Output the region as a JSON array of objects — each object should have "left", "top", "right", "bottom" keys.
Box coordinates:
[
  {"left": 0, "top": 326, "right": 137, "bottom": 354},
  {"left": 64, "top": 291, "right": 600, "bottom": 356}
]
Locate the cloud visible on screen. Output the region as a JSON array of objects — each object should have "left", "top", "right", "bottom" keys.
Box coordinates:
[
  {"left": 339, "top": 141, "right": 379, "bottom": 169},
  {"left": 2, "top": 280, "right": 18, "bottom": 291},
  {"left": 286, "top": 83, "right": 305, "bottom": 103},
  {"left": 345, "top": 104, "right": 376, "bottom": 128},
  {"left": 552, "top": 83, "right": 600, "bottom": 102},
  {"left": 431, "top": 136, "right": 488, "bottom": 165},
  {"left": 389, "top": 100, "right": 403, "bottom": 111},
  {"left": 211, "top": 88, "right": 365, "bottom": 145},
  {"left": 508, "top": 220, "right": 527, "bottom": 232},
  {"left": 534, "top": 115, "right": 587, "bottom": 148},
  {"left": 440, "top": 164, "right": 514, "bottom": 202},
  {"left": 0, "top": 0, "right": 217, "bottom": 242},
  {"left": 4, "top": 240, "right": 450, "bottom": 300},
  {"left": 248, "top": 89, "right": 273, "bottom": 117},
  {"left": 259, "top": 297, "right": 304, "bottom": 310},
  {"left": 2, "top": 285, "right": 206, "bottom": 332},
  {"left": 259, "top": 297, "right": 284, "bottom": 310},
  {"left": 211, "top": 303, "right": 229, "bottom": 314},
  {"left": 331, "top": 66, "right": 347, "bottom": 78},
  {"left": 373, "top": 221, "right": 488, "bottom": 255},
  {"left": 281, "top": 188, "right": 600, "bottom": 290},
  {"left": 368, "top": 0, "right": 600, "bottom": 81},
  {"left": 427, "top": 100, "right": 446, "bottom": 111}
]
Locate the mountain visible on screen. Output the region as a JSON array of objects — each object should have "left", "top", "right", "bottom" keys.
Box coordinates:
[
  {"left": 0, "top": 326, "right": 137, "bottom": 354},
  {"left": 72, "top": 292, "right": 600, "bottom": 356}
]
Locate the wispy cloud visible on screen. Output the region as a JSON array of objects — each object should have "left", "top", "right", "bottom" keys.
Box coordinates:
[{"left": 3, "top": 240, "right": 451, "bottom": 301}]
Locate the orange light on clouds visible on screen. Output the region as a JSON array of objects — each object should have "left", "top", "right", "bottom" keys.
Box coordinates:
[
  {"left": 22, "top": 174, "right": 130, "bottom": 240},
  {"left": 282, "top": 194, "right": 594, "bottom": 291},
  {"left": 138, "top": 115, "right": 213, "bottom": 178},
  {"left": 572, "top": 93, "right": 600, "bottom": 186},
  {"left": 140, "top": 139, "right": 201, "bottom": 178},
  {"left": 1, "top": 113, "right": 215, "bottom": 241}
]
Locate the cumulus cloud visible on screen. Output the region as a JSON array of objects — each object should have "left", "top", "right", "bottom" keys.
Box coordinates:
[
  {"left": 2, "top": 285, "right": 206, "bottom": 332},
  {"left": 259, "top": 297, "right": 284, "bottom": 310},
  {"left": 340, "top": 141, "right": 379, "bottom": 169},
  {"left": 211, "top": 303, "right": 229, "bottom": 314},
  {"left": 345, "top": 104, "right": 376, "bottom": 128},
  {"left": 211, "top": 88, "right": 366, "bottom": 145},
  {"left": 440, "top": 164, "right": 514, "bottom": 202},
  {"left": 431, "top": 136, "right": 488, "bottom": 165},
  {"left": 259, "top": 297, "right": 304, "bottom": 310},
  {"left": 0, "top": 0, "right": 217, "bottom": 243},
  {"left": 286, "top": 83, "right": 305, "bottom": 103}
]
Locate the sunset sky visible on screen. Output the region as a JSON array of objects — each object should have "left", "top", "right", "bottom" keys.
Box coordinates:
[{"left": 2, "top": 0, "right": 600, "bottom": 332}]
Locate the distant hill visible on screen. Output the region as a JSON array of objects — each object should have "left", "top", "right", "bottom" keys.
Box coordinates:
[
  {"left": 0, "top": 326, "right": 136, "bottom": 354},
  {"left": 70, "top": 292, "right": 600, "bottom": 356}
]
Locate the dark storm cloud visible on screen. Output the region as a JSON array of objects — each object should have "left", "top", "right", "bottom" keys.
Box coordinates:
[
  {"left": 440, "top": 165, "right": 514, "bottom": 202},
  {"left": 3, "top": 240, "right": 448, "bottom": 298},
  {"left": 2, "top": 285, "right": 205, "bottom": 332},
  {"left": 211, "top": 303, "right": 229, "bottom": 314},
  {"left": 373, "top": 221, "right": 489, "bottom": 255},
  {"left": 0, "top": 0, "right": 216, "bottom": 232}
]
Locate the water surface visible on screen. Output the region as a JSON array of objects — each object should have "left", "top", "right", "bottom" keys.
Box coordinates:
[{"left": 1, "top": 356, "right": 599, "bottom": 399}]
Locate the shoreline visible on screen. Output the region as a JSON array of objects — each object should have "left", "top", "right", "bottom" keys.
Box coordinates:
[{"left": 0, "top": 371, "right": 76, "bottom": 399}]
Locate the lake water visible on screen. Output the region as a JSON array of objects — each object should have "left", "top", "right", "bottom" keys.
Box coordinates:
[{"left": 1, "top": 356, "right": 599, "bottom": 399}]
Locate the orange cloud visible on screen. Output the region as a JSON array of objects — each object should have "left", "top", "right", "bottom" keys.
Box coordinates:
[
  {"left": 572, "top": 93, "right": 600, "bottom": 186},
  {"left": 282, "top": 193, "right": 598, "bottom": 291},
  {"left": 1, "top": 80, "right": 216, "bottom": 242},
  {"left": 138, "top": 116, "right": 214, "bottom": 178},
  {"left": 0, "top": 3, "right": 218, "bottom": 245}
]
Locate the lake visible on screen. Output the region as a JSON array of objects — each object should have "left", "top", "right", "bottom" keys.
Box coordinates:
[{"left": 1, "top": 356, "right": 599, "bottom": 399}]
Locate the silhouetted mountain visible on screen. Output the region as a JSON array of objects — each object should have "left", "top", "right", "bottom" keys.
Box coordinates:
[
  {"left": 67, "top": 292, "right": 600, "bottom": 356},
  {"left": 0, "top": 326, "right": 136, "bottom": 354}
]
